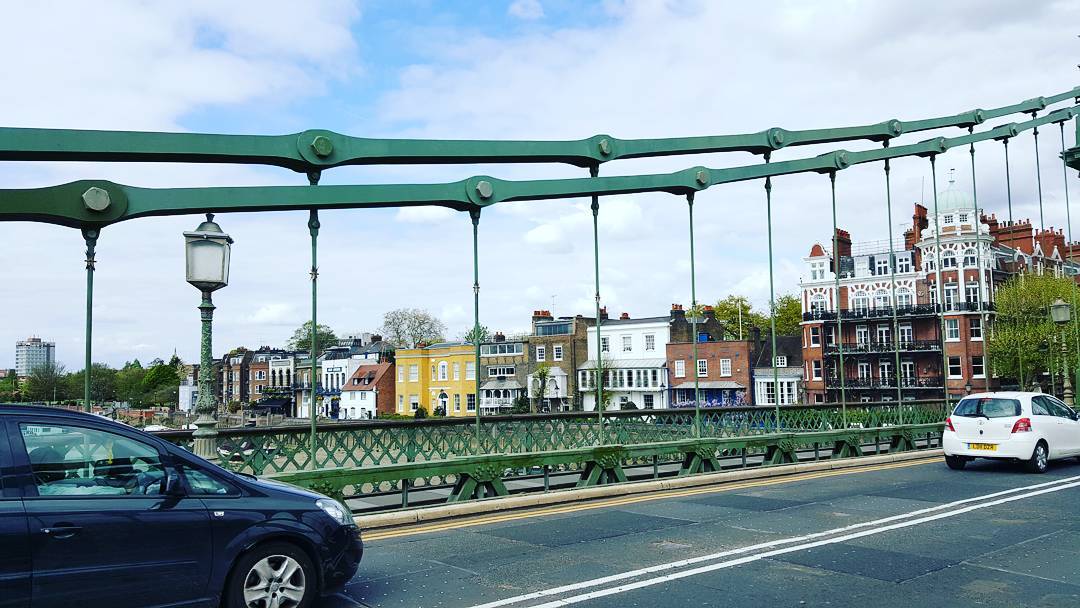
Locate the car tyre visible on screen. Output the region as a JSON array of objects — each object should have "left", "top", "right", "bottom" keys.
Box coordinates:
[
  {"left": 1026, "top": 441, "right": 1049, "bottom": 474},
  {"left": 226, "top": 541, "right": 316, "bottom": 608},
  {"left": 945, "top": 455, "right": 967, "bottom": 470}
]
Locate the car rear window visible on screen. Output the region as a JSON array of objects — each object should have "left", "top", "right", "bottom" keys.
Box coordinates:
[{"left": 953, "top": 398, "right": 1021, "bottom": 418}]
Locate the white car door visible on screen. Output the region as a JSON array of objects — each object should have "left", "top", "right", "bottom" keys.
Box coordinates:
[
  {"left": 1045, "top": 396, "right": 1080, "bottom": 456},
  {"left": 1030, "top": 396, "right": 1067, "bottom": 457}
]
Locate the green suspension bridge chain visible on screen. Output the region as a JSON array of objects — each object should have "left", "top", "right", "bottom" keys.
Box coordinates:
[{"left": 0, "top": 89, "right": 1077, "bottom": 229}]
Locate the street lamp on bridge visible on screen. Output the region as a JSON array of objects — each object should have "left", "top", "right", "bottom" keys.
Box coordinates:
[
  {"left": 1049, "top": 298, "right": 1074, "bottom": 405},
  {"left": 184, "top": 213, "right": 233, "bottom": 459}
]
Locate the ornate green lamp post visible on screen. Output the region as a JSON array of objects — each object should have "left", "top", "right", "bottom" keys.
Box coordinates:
[
  {"left": 184, "top": 214, "right": 233, "bottom": 459},
  {"left": 1050, "top": 298, "right": 1073, "bottom": 404}
]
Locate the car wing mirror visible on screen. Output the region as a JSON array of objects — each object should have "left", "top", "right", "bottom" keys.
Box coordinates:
[{"left": 164, "top": 472, "right": 184, "bottom": 496}]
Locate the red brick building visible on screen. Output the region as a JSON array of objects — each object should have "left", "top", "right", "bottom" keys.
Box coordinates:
[
  {"left": 800, "top": 178, "right": 1080, "bottom": 403},
  {"left": 666, "top": 335, "right": 753, "bottom": 406}
]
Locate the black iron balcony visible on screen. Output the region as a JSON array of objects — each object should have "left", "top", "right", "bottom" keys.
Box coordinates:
[
  {"left": 827, "top": 375, "right": 944, "bottom": 389},
  {"left": 803, "top": 302, "right": 994, "bottom": 323},
  {"left": 823, "top": 339, "right": 942, "bottom": 355}
]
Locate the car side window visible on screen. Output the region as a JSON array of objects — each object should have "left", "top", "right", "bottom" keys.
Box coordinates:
[
  {"left": 20, "top": 423, "right": 166, "bottom": 497},
  {"left": 1044, "top": 396, "right": 1076, "bottom": 419},
  {"left": 1031, "top": 397, "right": 1052, "bottom": 416},
  {"left": 177, "top": 463, "right": 239, "bottom": 496}
]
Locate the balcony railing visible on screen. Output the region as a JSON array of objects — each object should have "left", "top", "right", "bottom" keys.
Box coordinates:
[
  {"left": 823, "top": 340, "right": 941, "bottom": 355},
  {"left": 828, "top": 376, "right": 944, "bottom": 389},
  {"left": 803, "top": 302, "right": 994, "bottom": 322},
  {"left": 480, "top": 397, "right": 514, "bottom": 409}
]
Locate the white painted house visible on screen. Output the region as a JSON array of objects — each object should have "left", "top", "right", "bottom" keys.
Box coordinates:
[{"left": 578, "top": 315, "right": 669, "bottom": 411}]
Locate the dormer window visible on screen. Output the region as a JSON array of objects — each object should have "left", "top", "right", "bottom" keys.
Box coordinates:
[
  {"left": 959, "top": 213, "right": 969, "bottom": 223},
  {"left": 943, "top": 214, "right": 954, "bottom": 224}
]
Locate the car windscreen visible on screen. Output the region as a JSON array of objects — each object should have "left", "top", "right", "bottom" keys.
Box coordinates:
[{"left": 953, "top": 398, "right": 1021, "bottom": 418}]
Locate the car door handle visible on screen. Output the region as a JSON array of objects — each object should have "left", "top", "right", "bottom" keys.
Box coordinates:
[{"left": 41, "top": 525, "right": 83, "bottom": 539}]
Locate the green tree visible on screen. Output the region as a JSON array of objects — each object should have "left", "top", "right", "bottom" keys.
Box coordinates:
[
  {"left": 25, "top": 361, "right": 67, "bottom": 402},
  {"left": 66, "top": 364, "right": 118, "bottom": 404},
  {"left": 989, "top": 274, "right": 1080, "bottom": 388},
  {"left": 531, "top": 362, "right": 552, "bottom": 413},
  {"left": 286, "top": 321, "right": 339, "bottom": 356},
  {"left": 769, "top": 294, "right": 803, "bottom": 336},
  {"left": 116, "top": 360, "right": 148, "bottom": 406},
  {"left": 414, "top": 405, "right": 429, "bottom": 419},
  {"left": 459, "top": 324, "right": 491, "bottom": 344},
  {"left": 0, "top": 375, "right": 20, "bottom": 402},
  {"left": 141, "top": 363, "right": 180, "bottom": 407},
  {"left": 713, "top": 295, "right": 767, "bottom": 338}
]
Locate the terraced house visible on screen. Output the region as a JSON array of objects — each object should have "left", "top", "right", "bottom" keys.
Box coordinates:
[{"left": 394, "top": 342, "right": 477, "bottom": 417}]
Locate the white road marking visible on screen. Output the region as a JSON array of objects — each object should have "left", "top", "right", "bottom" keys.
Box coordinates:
[{"left": 468, "top": 474, "right": 1080, "bottom": 608}]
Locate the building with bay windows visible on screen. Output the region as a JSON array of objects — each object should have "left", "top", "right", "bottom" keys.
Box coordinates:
[{"left": 800, "top": 176, "right": 1080, "bottom": 403}]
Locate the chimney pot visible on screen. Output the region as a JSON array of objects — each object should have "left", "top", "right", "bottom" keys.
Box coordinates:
[{"left": 620, "top": 312, "right": 630, "bottom": 320}]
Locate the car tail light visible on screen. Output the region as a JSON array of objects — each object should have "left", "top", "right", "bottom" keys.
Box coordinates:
[
  {"left": 1011, "top": 417, "right": 1032, "bottom": 433},
  {"left": 945, "top": 416, "right": 955, "bottom": 432}
]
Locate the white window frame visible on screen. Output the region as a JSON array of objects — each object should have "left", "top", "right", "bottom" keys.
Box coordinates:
[
  {"left": 812, "top": 360, "right": 822, "bottom": 380},
  {"left": 719, "top": 358, "right": 732, "bottom": 377},
  {"left": 600, "top": 336, "right": 610, "bottom": 353},
  {"left": 945, "top": 318, "right": 960, "bottom": 342},
  {"left": 453, "top": 362, "right": 460, "bottom": 380},
  {"left": 621, "top": 335, "right": 632, "bottom": 352},
  {"left": 697, "top": 359, "right": 708, "bottom": 378},
  {"left": 969, "top": 317, "right": 983, "bottom": 341},
  {"left": 644, "top": 334, "right": 655, "bottom": 351},
  {"left": 553, "top": 345, "right": 563, "bottom": 361},
  {"left": 408, "top": 364, "right": 418, "bottom": 382},
  {"left": 465, "top": 362, "right": 476, "bottom": 381},
  {"left": 810, "top": 326, "right": 821, "bottom": 347},
  {"left": 674, "top": 359, "right": 686, "bottom": 378},
  {"left": 948, "top": 356, "right": 963, "bottom": 379},
  {"left": 972, "top": 355, "right": 985, "bottom": 378},
  {"left": 774, "top": 355, "right": 787, "bottom": 367},
  {"left": 536, "top": 346, "right": 546, "bottom": 362},
  {"left": 438, "top": 361, "right": 448, "bottom": 381}
]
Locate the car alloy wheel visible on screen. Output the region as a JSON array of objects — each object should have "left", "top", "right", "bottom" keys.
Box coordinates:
[
  {"left": 1027, "top": 443, "right": 1049, "bottom": 474},
  {"left": 242, "top": 554, "right": 307, "bottom": 608}
]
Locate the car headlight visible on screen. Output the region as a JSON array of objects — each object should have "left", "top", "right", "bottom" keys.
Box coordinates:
[{"left": 316, "top": 498, "right": 353, "bottom": 526}]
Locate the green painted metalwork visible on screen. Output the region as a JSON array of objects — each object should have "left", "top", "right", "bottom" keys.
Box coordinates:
[
  {"left": 1060, "top": 123, "right": 1080, "bottom": 395},
  {"left": 765, "top": 154, "right": 781, "bottom": 428},
  {"left": 82, "top": 228, "right": 97, "bottom": 412},
  {"left": 591, "top": 165, "right": 604, "bottom": 442},
  {"left": 1003, "top": 137, "right": 1014, "bottom": 223},
  {"left": 3, "top": 87, "right": 1074, "bottom": 173},
  {"left": 829, "top": 171, "right": 848, "bottom": 422},
  {"left": 883, "top": 147, "right": 904, "bottom": 409},
  {"left": 470, "top": 209, "right": 482, "bottom": 450},
  {"left": 308, "top": 207, "right": 320, "bottom": 467},
  {"left": 259, "top": 422, "right": 943, "bottom": 508},
  {"left": 195, "top": 290, "right": 216, "bottom": 416},
  {"left": 1034, "top": 114, "right": 1045, "bottom": 230},
  {"left": 1, "top": 106, "right": 1073, "bottom": 230},
  {"left": 929, "top": 156, "right": 951, "bottom": 406},
  {"left": 687, "top": 192, "right": 701, "bottom": 437}
]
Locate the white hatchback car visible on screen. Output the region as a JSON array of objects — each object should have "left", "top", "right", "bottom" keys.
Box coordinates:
[{"left": 942, "top": 392, "right": 1080, "bottom": 473}]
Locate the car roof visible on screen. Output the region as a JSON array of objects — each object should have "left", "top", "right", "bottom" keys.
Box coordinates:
[
  {"left": 962, "top": 391, "right": 1041, "bottom": 399},
  {"left": 0, "top": 403, "right": 123, "bottom": 422}
]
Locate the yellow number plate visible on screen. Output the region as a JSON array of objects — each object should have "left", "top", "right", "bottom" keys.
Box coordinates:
[{"left": 968, "top": 443, "right": 997, "bottom": 451}]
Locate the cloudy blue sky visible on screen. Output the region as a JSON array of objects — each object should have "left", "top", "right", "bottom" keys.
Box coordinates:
[{"left": 2, "top": 0, "right": 1079, "bottom": 369}]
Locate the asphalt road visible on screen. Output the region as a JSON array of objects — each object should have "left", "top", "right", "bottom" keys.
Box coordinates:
[{"left": 320, "top": 456, "right": 1080, "bottom": 608}]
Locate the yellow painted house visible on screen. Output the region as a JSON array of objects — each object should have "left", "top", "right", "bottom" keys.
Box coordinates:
[{"left": 393, "top": 342, "right": 479, "bottom": 417}]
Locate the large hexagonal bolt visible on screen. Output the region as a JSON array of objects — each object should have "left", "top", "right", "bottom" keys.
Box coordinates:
[
  {"left": 310, "top": 135, "right": 334, "bottom": 158},
  {"left": 598, "top": 138, "right": 612, "bottom": 156},
  {"left": 475, "top": 180, "right": 494, "bottom": 199},
  {"left": 82, "top": 187, "right": 111, "bottom": 212},
  {"left": 695, "top": 170, "right": 709, "bottom": 185}
]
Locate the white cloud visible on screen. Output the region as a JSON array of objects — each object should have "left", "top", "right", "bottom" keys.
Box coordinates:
[
  {"left": 508, "top": 0, "right": 545, "bottom": 21},
  {"left": 394, "top": 206, "right": 457, "bottom": 223},
  {"left": 6, "top": 1, "right": 1080, "bottom": 370}
]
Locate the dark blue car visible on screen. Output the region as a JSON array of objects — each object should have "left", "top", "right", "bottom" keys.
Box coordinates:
[{"left": 0, "top": 405, "right": 362, "bottom": 608}]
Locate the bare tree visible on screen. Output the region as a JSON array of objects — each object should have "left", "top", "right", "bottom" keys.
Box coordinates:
[{"left": 380, "top": 308, "right": 448, "bottom": 348}]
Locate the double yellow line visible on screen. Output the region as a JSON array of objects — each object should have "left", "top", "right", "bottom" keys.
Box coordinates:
[{"left": 362, "top": 456, "right": 938, "bottom": 542}]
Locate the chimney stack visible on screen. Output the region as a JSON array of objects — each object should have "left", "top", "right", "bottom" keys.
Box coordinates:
[
  {"left": 494, "top": 331, "right": 506, "bottom": 343},
  {"left": 619, "top": 312, "right": 630, "bottom": 320}
]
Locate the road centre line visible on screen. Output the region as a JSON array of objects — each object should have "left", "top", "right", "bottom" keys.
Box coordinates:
[
  {"left": 468, "top": 474, "right": 1080, "bottom": 608},
  {"left": 363, "top": 458, "right": 937, "bottom": 541}
]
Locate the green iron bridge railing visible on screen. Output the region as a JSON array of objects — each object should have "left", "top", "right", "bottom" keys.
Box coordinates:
[
  {"left": 153, "top": 401, "right": 947, "bottom": 510},
  {"left": 2, "top": 83, "right": 1079, "bottom": 470}
]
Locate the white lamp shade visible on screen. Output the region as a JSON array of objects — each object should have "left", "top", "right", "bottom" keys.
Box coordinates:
[
  {"left": 184, "top": 215, "right": 233, "bottom": 291},
  {"left": 1050, "top": 298, "right": 1071, "bottom": 324}
]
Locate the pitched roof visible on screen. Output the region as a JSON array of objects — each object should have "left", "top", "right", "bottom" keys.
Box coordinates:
[{"left": 341, "top": 362, "right": 393, "bottom": 391}]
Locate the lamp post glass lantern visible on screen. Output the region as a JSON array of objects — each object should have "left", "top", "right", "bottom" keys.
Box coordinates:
[
  {"left": 184, "top": 213, "right": 233, "bottom": 458},
  {"left": 1049, "top": 298, "right": 1074, "bottom": 404}
]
